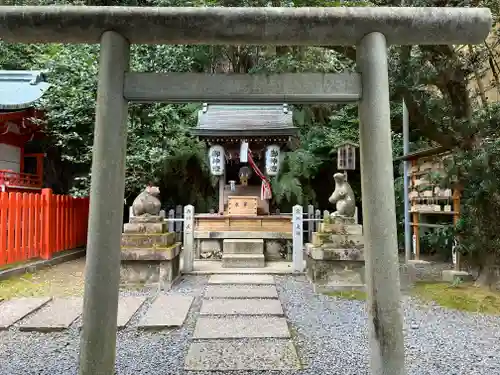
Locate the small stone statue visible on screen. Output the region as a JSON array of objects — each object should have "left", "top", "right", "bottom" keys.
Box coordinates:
[
  {"left": 328, "top": 172, "right": 356, "bottom": 219},
  {"left": 131, "top": 185, "right": 161, "bottom": 216}
]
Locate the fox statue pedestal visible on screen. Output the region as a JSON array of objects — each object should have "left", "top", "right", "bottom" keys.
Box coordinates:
[
  {"left": 305, "top": 215, "right": 366, "bottom": 293},
  {"left": 120, "top": 185, "right": 181, "bottom": 290},
  {"left": 120, "top": 215, "right": 181, "bottom": 290}
]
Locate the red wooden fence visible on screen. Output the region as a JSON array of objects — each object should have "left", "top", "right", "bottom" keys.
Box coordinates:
[{"left": 0, "top": 188, "right": 89, "bottom": 267}]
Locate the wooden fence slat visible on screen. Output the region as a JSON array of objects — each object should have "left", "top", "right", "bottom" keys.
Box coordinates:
[
  {"left": 168, "top": 209, "right": 175, "bottom": 233},
  {"left": 27, "top": 194, "right": 34, "bottom": 259},
  {"left": 0, "top": 192, "right": 8, "bottom": 266},
  {"left": 307, "top": 205, "right": 314, "bottom": 243},
  {"left": 314, "top": 209, "right": 321, "bottom": 233},
  {"left": 64, "top": 196, "right": 69, "bottom": 251},
  {"left": 61, "top": 196, "right": 66, "bottom": 251},
  {"left": 34, "top": 193, "right": 41, "bottom": 257},
  {"left": 21, "top": 193, "right": 29, "bottom": 260},
  {"left": 72, "top": 198, "right": 76, "bottom": 249},
  {"left": 56, "top": 195, "right": 62, "bottom": 253},
  {"left": 7, "top": 194, "right": 15, "bottom": 264},
  {"left": 175, "top": 205, "right": 182, "bottom": 242},
  {"left": 14, "top": 193, "right": 22, "bottom": 263},
  {"left": 41, "top": 188, "right": 53, "bottom": 259}
]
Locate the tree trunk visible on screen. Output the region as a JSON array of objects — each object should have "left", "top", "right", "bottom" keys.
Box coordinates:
[{"left": 474, "top": 254, "right": 500, "bottom": 291}]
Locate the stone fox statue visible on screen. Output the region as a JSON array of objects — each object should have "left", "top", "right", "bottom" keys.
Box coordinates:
[
  {"left": 328, "top": 173, "right": 356, "bottom": 218},
  {"left": 132, "top": 185, "right": 161, "bottom": 217}
]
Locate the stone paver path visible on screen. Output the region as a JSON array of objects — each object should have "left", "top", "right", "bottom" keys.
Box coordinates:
[
  {"left": 0, "top": 294, "right": 191, "bottom": 332},
  {"left": 0, "top": 272, "right": 301, "bottom": 371},
  {"left": 184, "top": 274, "right": 301, "bottom": 371}
]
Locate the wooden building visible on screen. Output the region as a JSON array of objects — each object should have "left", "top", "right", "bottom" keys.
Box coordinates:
[
  {"left": 193, "top": 103, "right": 298, "bottom": 214},
  {"left": 191, "top": 104, "right": 299, "bottom": 267},
  {"left": 0, "top": 71, "right": 50, "bottom": 193}
]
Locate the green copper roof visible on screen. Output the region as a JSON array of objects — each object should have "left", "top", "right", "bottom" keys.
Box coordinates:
[{"left": 0, "top": 70, "right": 50, "bottom": 110}]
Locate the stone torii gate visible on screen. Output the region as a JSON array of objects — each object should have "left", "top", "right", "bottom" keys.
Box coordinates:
[{"left": 0, "top": 5, "right": 491, "bottom": 375}]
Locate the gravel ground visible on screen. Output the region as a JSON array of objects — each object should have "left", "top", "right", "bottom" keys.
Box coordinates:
[{"left": 1, "top": 274, "right": 500, "bottom": 375}]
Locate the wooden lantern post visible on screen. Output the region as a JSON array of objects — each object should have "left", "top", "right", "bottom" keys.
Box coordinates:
[{"left": 337, "top": 141, "right": 358, "bottom": 179}]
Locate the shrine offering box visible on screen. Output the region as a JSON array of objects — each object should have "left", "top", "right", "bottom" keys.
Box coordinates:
[{"left": 227, "top": 196, "right": 258, "bottom": 216}]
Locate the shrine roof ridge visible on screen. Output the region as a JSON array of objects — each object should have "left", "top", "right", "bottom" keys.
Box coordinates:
[
  {"left": 194, "top": 104, "right": 296, "bottom": 138},
  {"left": 0, "top": 6, "right": 492, "bottom": 46}
]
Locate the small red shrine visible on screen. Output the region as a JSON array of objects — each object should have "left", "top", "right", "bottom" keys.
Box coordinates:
[{"left": 0, "top": 70, "right": 50, "bottom": 193}]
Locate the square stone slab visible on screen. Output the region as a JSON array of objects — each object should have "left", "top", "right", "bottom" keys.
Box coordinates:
[
  {"left": 200, "top": 298, "right": 283, "bottom": 316},
  {"left": 204, "top": 285, "right": 278, "bottom": 299},
  {"left": 0, "top": 297, "right": 52, "bottom": 330},
  {"left": 77, "top": 296, "right": 146, "bottom": 330},
  {"left": 193, "top": 317, "right": 290, "bottom": 339},
  {"left": 208, "top": 274, "right": 274, "bottom": 285},
  {"left": 20, "top": 298, "right": 82, "bottom": 332},
  {"left": 138, "top": 294, "right": 193, "bottom": 329},
  {"left": 184, "top": 339, "right": 301, "bottom": 371},
  {"left": 116, "top": 296, "right": 146, "bottom": 328}
]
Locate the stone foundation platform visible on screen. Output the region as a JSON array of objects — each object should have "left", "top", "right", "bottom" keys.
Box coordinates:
[
  {"left": 195, "top": 231, "right": 292, "bottom": 261},
  {"left": 120, "top": 215, "right": 182, "bottom": 290}
]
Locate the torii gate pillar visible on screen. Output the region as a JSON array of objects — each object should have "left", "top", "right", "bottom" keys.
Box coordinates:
[
  {"left": 357, "top": 32, "right": 405, "bottom": 374},
  {"left": 79, "top": 31, "right": 130, "bottom": 375}
]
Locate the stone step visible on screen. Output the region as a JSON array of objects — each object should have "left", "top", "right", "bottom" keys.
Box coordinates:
[
  {"left": 200, "top": 298, "right": 283, "bottom": 316},
  {"left": 193, "top": 316, "right": 290, "bottom": 339},
  {"left": 222, "top": 254, "right": 265, "bottom": 268},
  {"left": 204, "top": 285, "right": 278, "bottom": 299},
  {"left": 184, "top": 339, "right": 300, "bottom": 371},
  {"left": 223, "top": 238, "right": 264, "bottom": 254},
  {"left": 208, "top": 274, "right": 275, "bottom": 285}
]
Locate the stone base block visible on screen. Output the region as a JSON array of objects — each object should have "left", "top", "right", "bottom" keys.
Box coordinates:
[
  {"left": 305, "top": 244, "right": 364, "bottom": 261},
  {"left": 129, "top": 215, "right": 163, "bottom": 224},
  {"left": 265, "top": 240, "right": 289, "bottom": 261},
  {"left": 319, "top": 223, "right": 362, "bottom": 235},
  {"left": 399, "top": 263, "right": 417, "bottom": 291},
  {"left": 306, "top": 255, "right": 365, "bottom": 286},
  {"left": 120, "top": 243, "right": 181, "bottom": 290},
  {"left": 123, "top": 222, "right": 167, "bottom": 234},
  {"left": 314, "top": 283, "right": 366, "bottom": 294},
  {"left": 222, "top": 254, "right": 265, "bottom": 268},
  {"left": 311, "top": 232, "right": 364, "bottom": 248},
  {"left": 306, "top": 253, "right": 416, "bottom": 293},
  {"left": 199, "top": 239, "right": 223, "bottom": 259},
  {"left": 121, "top": 232, "right": 175, "bottom": 248},
  {"left": 442, "top": 270, "right": 473, "bottom": 283},
  {"left": 223, "top": 239, "right": 264, "bottom": 254}
]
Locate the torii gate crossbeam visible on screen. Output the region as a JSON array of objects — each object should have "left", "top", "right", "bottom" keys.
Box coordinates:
[{"left": 0, "top": 5, "right": 491, "bottom": 375}]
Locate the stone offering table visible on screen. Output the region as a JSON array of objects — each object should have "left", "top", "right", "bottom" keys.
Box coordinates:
[
  {"left": 120, "top": 215, "right": 181, "bottom": 290},
  {"left": 305, "top": 216, "right": 366, "bottom": 292}
]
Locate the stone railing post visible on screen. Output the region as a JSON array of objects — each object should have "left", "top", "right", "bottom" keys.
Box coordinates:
[
  {"left": 292, "top": 204, "right": 304, "bottom": 272},
  {"left": 183, "top": 205, "right": 195, "bottom": 272}
]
